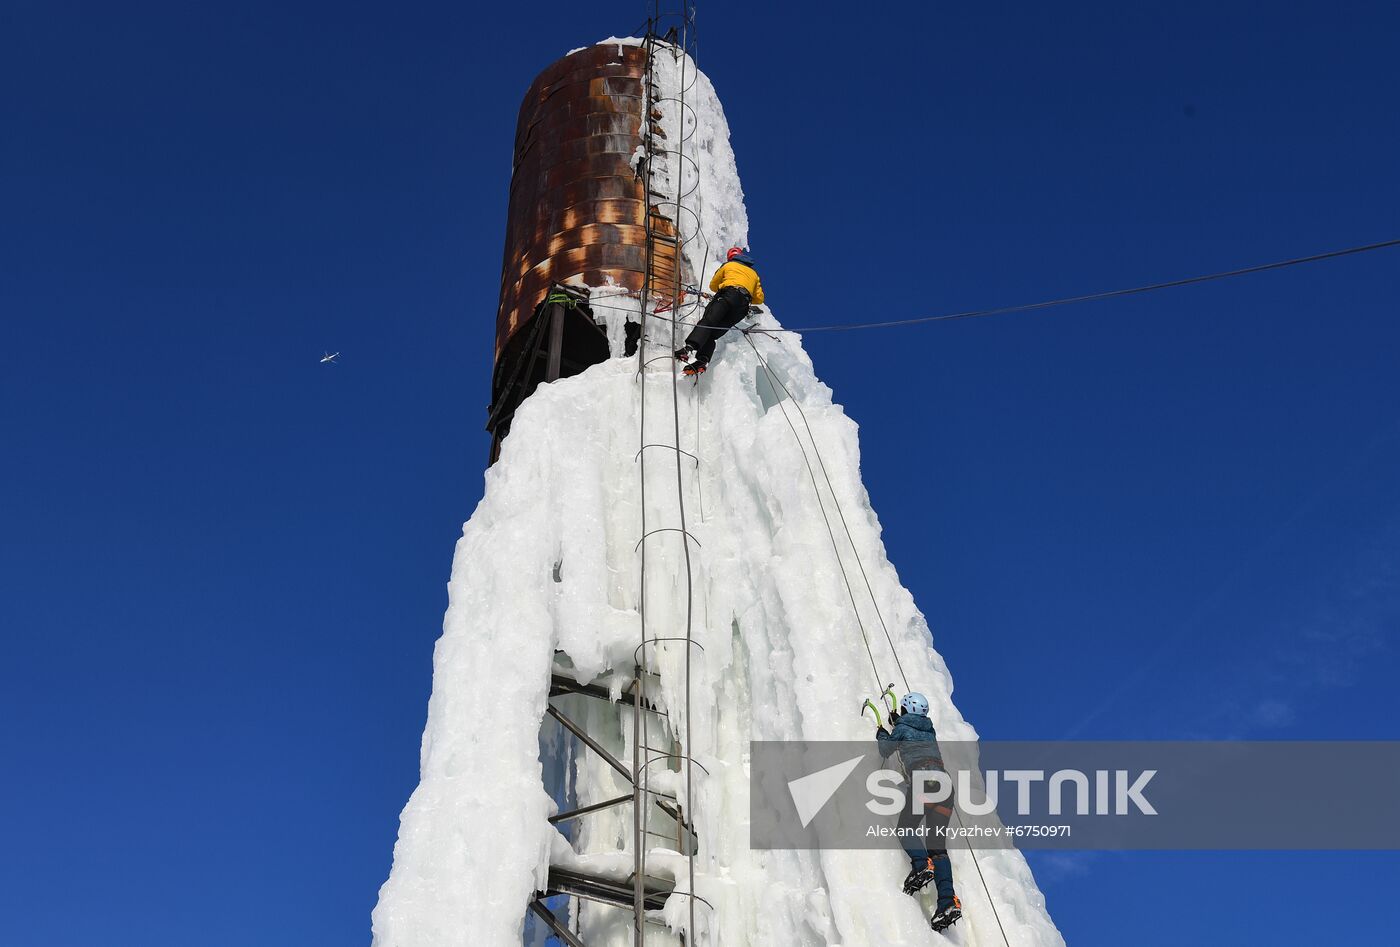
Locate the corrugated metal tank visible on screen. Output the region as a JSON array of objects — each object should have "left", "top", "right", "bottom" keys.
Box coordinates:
[{"left": 494, "top": 42, "right": 681, "bottom": 363}]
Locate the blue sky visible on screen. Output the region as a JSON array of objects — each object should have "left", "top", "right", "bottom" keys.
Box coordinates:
[{"left": 2, "top": 1, "right": 1397, "bottom": 944}]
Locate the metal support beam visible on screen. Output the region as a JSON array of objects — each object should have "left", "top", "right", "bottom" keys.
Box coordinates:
[
  {"left": 549, "top": 793, "right": 634, "bottom": 825},
  {"left": 546, "top": 705, "right": 633, "bottom": 783},
  {"left": 546, "top": 301, "right": 565, "bottom": 382},
  {"left": 550, "top": 674, "right": 664, "bottom": 715},
  {"left": 545, "top": 867, "right": 671, "bottom": 912},
  {"left": 529, "top": 899, "right": 587, "bottom": 947},
  {"left": 654, "top": 798, "right": 698, "bottom": 855}
]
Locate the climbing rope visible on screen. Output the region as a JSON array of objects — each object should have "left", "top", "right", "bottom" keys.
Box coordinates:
[
  {"left": 742, "top": 333, "right": 908, "bottom": 694},
  {"left": 743, "top": 330, "right": 1013, "bottom": 947},
  {"left": 632, "top": 27, "right": 660, "bottom": 944},
  {"left": 634, "top": 19, "right": 704, "bottom": 945},
  {"left": 950, "top": 808, "right": 1012, "bottom": 947},
  {"left": 665, "top": 34, "right": 700, "bottom": 946}
]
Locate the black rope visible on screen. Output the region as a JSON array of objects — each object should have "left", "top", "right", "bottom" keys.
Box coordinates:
[
  {"left": 759, "top": 237, "right": 1400, "bottom": 333},
  {"left": 666, "top": 38, "right": 700, "bottom": 944},
  {"left": 632, "top": 24, "right": 659, "bottom": 943},
  {"left": 635, "top": 23, "right": 703, "bottom": 944},
  {"left": 750, "top": 337, "right": 911, "bottom": 692},
  {"left": 742, "top": 332, "right": 887, "bottom": 694},
  {"left": 745, "top": 332, "right": 1014, "bottom": 947},
  {"left": 950, "top": 808, "right": 1012, "bottom": 947}
]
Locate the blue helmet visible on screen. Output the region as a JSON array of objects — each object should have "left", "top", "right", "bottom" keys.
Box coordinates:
[{"left": 900, "top": 692, "right": 929, "bottom": 716}]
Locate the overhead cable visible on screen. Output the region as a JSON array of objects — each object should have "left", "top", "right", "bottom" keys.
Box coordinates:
[{"left": 762, "top": 237, "right": 1400, "bottom": 334}]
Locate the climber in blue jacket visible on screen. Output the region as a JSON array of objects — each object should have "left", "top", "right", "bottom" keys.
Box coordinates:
[{"left": 875, "top": 692, "right": 962, "bottom": 933}]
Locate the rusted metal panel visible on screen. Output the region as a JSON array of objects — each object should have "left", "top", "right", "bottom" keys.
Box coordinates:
[{"left": 495, "top": 43, "right": 683, "bottom": 361}]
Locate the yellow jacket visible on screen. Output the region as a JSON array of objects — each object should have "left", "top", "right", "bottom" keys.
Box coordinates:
[{"left": 709, "top": 259, "right": 764, "bottom": 305}]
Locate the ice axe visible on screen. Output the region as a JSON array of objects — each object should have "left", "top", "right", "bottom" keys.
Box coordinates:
[
  {"left": 861, "top": 682, "right": 897, "bottom": 729},
  {"left": 881, "top": 685, "right": 898, "bottom": 717}
]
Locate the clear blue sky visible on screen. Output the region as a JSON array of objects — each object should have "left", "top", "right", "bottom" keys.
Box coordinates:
[{"left": 2, "top": 2, "right": 1397, "bottom": 943}]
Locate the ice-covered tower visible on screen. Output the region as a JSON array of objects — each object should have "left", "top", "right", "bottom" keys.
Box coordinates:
[{"left": 373, "top": 31, "right": 1063, "bottom": 947}]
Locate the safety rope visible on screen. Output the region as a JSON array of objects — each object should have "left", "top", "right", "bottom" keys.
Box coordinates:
[
  {"left": 632, "top": 28, "right": 659, "bottom": 945},
  {"left": 724, "top": 236, "right": 1400, "bottom": 947},
  {"left": 635, "top": 18, "right": 703, "bottom": 945},
  {"left": 950, "top": 808, "right": 1012, "bottom": 947},
  {"left": 665, "top": 33, "right": 700, "bottom": 946},
  {"left": 743, "top": 330, "right": 1012, "bottom": 947},
  {"left": 756, "top": 236, "right": 1400, "bottom": 333},
  {"left": 742, "top": 333, "right": 907, "bottom": 694}
]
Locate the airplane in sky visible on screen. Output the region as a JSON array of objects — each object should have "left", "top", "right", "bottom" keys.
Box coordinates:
[{"left": 320, "top": 352, "right": 339, "bottom": 364}]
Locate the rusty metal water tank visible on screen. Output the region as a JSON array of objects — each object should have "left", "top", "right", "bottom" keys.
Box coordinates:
[
  {"left": 487, "top": 42, "right": 683, "bottom": 459},
  {"left": 495, "top": 43, "right": 685, "bottom": 357}
]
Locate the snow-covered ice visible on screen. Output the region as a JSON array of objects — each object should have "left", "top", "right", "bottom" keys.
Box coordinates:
[{"left": 372, "top": 40, "right": 1062, "bottom": 947}]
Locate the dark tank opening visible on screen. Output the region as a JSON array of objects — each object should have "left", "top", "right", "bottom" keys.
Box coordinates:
[{"left": 486, "top": 284, "right": 616, "bottom": 464}]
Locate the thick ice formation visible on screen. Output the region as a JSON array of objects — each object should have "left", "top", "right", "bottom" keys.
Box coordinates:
[{"left": 372, "top": 40, "right": 1062, "bottom": 947}]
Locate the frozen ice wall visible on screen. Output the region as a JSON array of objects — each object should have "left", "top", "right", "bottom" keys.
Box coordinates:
[{"left": 372, "top": 39, "right": 1063, "bottom": 947}]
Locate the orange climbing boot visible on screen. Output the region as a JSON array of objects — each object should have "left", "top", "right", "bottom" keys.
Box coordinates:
[
  {"left": 931, "top": 895, "right": 962, "bottom": 933},
  {"left": 902, "top": 858, "right": 936, "bottom": 895}
]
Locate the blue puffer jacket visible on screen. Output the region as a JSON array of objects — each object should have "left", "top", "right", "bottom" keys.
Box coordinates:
[{"left": 876, "top": 712, "right": 943, "bottom": 772}]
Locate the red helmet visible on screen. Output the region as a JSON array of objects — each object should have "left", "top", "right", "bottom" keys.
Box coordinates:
[{"left": 726, "top": 246, "right": 745, "bottom": 261}]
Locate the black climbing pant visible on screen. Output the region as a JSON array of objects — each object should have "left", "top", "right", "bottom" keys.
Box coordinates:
[
  {"left": 897, "top": 781, "right": 957, "bottom": 911},
  {"left": 683, "top": 286, "right": 750, "bottom": 365}
]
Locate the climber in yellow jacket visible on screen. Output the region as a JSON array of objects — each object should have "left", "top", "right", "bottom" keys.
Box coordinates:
[{"left": 674, "top": 246, "right": 764, "bottom": 376}]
